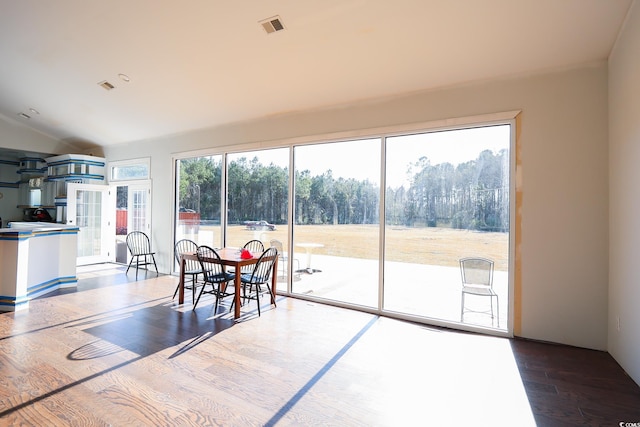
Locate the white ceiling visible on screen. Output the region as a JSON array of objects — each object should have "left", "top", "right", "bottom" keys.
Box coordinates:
[{"left": 0, "top": 0, "right": 633, "bottom": 152}]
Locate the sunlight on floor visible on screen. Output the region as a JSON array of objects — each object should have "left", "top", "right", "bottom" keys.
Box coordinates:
[{"left": 301, "top": 317, "right": 536, "bottom": 426}]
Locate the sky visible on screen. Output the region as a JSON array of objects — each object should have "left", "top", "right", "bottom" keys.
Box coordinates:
[{"left": 229, "top": 124, "right": 511, "bottom": 188}]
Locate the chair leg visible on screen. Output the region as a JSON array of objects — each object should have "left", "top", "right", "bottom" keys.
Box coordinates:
[
  {"left": 266, "top": 284, "right": 276, "bottom": 308},
  {"left": 126, "top": 257, "right": 135, "bottom": 274},
  {"left": 229, "top": 282, "right": 240, "bottom": 313},
  {"left": 461, "top": 291, "right": 500, "bottom": 328},
  {"left": 192, "top": 275, "right": 197, "bottom": 305},
  {"left": 151, "top": 254, "right": 158, "bottom": 276},
  {"left": 490, "top": 295, "right": 495, "bottom": 325},
  {"left": 193, "top": 282, "right": 209, "bottom": 310},
  {"left": 255, "top": 284, "right": 261, "bottom": 317},
  {"left": 213, "top": 284, "right": 221, "bottom": 313},
  {"left": 173, "top": 275, "right": 197, "bottom": 303}
]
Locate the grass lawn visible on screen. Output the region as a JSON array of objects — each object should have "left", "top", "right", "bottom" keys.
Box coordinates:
[{"left": 225, "top": 224, "right": 508, "bottom": 271}]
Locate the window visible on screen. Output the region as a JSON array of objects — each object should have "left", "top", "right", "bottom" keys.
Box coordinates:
[{"left": 110, "top": 158, "right": 150, "bottom": 181}]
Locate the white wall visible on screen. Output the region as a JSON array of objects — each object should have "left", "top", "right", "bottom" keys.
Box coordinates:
[
  {"left": 103, "top": 64, "right": 610, "bottom": 350},
  {"left": 609, "top": 1, "right": 640, "bottom": 385}
]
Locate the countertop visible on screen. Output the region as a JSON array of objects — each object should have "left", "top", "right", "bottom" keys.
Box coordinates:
[{"left": 0, "top": 222, "right": 79, "bottom": 233}]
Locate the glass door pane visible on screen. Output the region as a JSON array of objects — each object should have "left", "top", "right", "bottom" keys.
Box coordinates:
[
  {"left": 383, "top": 125, "right": 510, "bottom": 330},
  {"left": 66, "top": 183, "right": 114, "bottom": 266},
  {"left": 128, "top": 186, "right": 149, "bottom": 233},
  {"left": 113, "top": 181, "right": 152, "bottom": 265},
  {"left": 174, "top": 156, "right": 223, "bottom": 269},
  {"left": 226, "top": 149, "right": 289, "bottom": 291},
  {"left": 115, "top": 185, "right": 128, "bottom": 263},
  {"left": 77, "top": 189, "right": 102, "bottom": 258},
  {"left": 293, "top": 139, "right": 380, "bottom": 307}
]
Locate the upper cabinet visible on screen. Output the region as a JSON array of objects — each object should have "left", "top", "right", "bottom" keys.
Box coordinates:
[
  {"left": 3, "top": 154, "right": 107, "bottom": 212},
  {"left": 45, "top": 154, "right": 106, "bottom": 181},
  {"left": 44, "top": 154, "right": 107, "bottom": 222}
]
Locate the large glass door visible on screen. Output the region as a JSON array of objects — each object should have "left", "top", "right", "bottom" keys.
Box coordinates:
[
  {"left": 226, "top": 149, "right": 290, "bottom": 290},
  {"left": 174, "top": 156, "right": 223, "bottom": 267},
  {"left": 292, "top": 139, "right": 381, "bottom": 307},
  {"left": 383, "top": 125, "right": 511, "bottom": 330},
  {"left": 66, "top": 183, "right": 115, "bottom": 266},
  {"left": 172, "top": 119, "right": 513, "bottom": 334}
]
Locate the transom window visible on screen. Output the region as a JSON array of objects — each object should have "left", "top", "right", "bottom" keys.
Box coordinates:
[{"left": 110, "top": 158, "right": 150, "bottom": 181}]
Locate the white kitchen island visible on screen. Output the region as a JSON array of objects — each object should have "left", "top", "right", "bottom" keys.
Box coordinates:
[{"left": 0, "top": 222, "right": 78, "bottom": 311}]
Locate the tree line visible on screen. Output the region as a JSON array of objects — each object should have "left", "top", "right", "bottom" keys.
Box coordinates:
[{"left": 178, "top": 148, "right": 509, "bottom": 232}]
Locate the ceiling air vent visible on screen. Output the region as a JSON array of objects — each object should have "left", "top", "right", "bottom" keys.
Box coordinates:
[
  {"left": 98, "top": 80, "right": 116, "bottom": 91},
  {"left": 260, "top": 16, "right": 285, "bottom": 34}
]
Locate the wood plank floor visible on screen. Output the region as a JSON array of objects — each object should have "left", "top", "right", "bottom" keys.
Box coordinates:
[{"left": 0, "top": 265, "right": 639, "bottom": 426}]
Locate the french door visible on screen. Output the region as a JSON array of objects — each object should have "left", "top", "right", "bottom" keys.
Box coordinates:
[
  {"left": 114, "top": 181, "right": 152, "bottom": 265},
  {"left": 67, "top": 181, "right": 152, "bottom": 266},
  {"left": 66, "top": 183, "right": 115, "bottom": 266}
]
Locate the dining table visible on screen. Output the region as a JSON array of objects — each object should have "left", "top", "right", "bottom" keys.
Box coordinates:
[{"left": 178, "top": 247, "right": 278, "bottom": 319}]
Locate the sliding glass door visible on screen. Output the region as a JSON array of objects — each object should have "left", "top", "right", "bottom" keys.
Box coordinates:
[
  {"left": 292, "top": 139, "right": 380, "bottom": 308},
  {"left": 174, "top": 155, "right": 223, "bottom": 250},
  {"left": 226, "top": 149, "right": 289, "bottom": 291},
  {"left": 383, "top": 125, "right": 510, "bottom": 329},
  {"left": 173, "top": 120, "right": 513, "bottom": 334}
]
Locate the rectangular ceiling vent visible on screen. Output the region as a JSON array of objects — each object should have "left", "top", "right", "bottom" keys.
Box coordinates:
[
  {"left": 98, "top": 80, "right": 116, "bottom": 91},
  {"left": 260, "top": 16, "right": 285, "bottom": 34}
]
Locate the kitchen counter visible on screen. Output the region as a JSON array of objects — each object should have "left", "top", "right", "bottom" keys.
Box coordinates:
[
  {"left": 0, "top": 221, "right": 73, "bottom": 233},
  {"left": 0, "top": 221, "right": 74, "bottom": 232},
  {"left": 0, "top": 222, "right": 79, "bottom": 311}
]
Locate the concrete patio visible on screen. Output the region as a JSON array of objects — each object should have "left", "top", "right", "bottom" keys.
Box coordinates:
[{"left": 276, "top": 253, "right": 508, "bottom": 330}]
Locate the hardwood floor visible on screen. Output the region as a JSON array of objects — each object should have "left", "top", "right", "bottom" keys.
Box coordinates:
[{"left": 0, "top": 265, "right": 639, "bottom": 426}]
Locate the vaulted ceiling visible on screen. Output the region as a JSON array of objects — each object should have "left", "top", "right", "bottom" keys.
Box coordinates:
[{"left": 0, "top": 0, "right": 633, "bottom": 153}]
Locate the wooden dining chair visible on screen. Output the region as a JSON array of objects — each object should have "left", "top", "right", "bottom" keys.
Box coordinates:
[
  {"left": 239, "top": 239, "right": 265, "bottom": 275},
  {"left": 243, "top": 239, "right": 265, "bottom": 253},
  {"left": 173, "top": 239, "right": 203, "bottom": 304},
  {"left": 125, "top": 231, "right": 158, "bottom": 279},
  {"left": 194, "top": 245, "right": 236, "bottom": 312},
  {"left": 239, "top": 247, "right": 278, "bottom": 316}
]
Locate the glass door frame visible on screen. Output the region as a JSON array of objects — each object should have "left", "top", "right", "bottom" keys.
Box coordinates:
[
  {"left": 66, "top": 182, "right": 115, "bottom": 266},
  {"left": 113, "top": 180, "right": 152, "bottom": 266},
  {"left": 377, "top": 120, "right": 516, "bottom": 336},
  {"left": 171, "top": 111, "right": 518, "bottom": 337}
]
